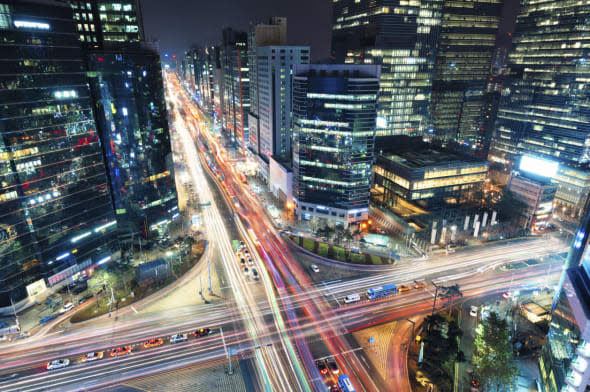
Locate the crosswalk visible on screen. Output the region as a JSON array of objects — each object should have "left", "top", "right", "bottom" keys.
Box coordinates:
[{"left": 121, "top": 359, "right": 247, "bottom": 392}]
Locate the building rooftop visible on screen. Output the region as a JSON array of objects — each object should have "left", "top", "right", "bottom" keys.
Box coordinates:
[{"left": 381, "top": 149, "right": 487, "bottom": 171}]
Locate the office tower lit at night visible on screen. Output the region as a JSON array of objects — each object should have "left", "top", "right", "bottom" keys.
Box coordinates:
[
  {"left": 220, "top": 27, "right": 249, "bottom": 152},
  {"left": 87, "top": 47, "right": 178, "bottom": 238},
  {"left": 0, "top": 0, "right": 119, "bottom": 309},
  {"left": 247, "top": 17, "right": 287, "bottom": 155},
  {"left": 540, "top": 198, "right": 590, "bottom": 392},
  {"left": 489, "top": 0, "right": 590, "bottom": 221},
  {"left": 292, "top": 64, "right": 380, "bottom": 225},
  {"left": 331, "top": 0, "right": 441, "bottom": 139},
  {"left": 430, "top": 0, "right": 502, "bottom": 149},
  {"left": 69, "top": 0, "right": 144, "bottom": 47},
  {"left": 193, "top": 46, "right": 220, "bottom": 117},
  {"left": 256, "top": 46, "right": 310, "bottom": 179}
]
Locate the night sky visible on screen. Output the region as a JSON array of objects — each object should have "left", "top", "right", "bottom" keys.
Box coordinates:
[
  {"left": 141, "top": 0, "right": 519, "bottom": 61},
  {"left": 141, "top": 0, "right": 333, "bottom": 61}
]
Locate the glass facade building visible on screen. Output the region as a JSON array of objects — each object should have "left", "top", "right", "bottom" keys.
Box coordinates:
[
  {"left": 373, "top": 149, "right": 489, "bottom": 209},
  {"left": 220, "top": 28, "right": 249, "bottom": 152},
  {"left": 540, "top": 198, "right": 590, "bottom": 392},
  {"left": 430, "top": 0, "right": 502, "bottom": 149},
  {"left": 0, "top": 0, "right": 119, "bottom": 308},
  {"left": 292, "top": 64, "right": 380, "bottom": 225},
  {"left": 87, "top": 46, "right": 178, "bottom": 237},
  {"left": 489, "top": 0, "right": 590, "bottom": 169},
  {"left": 69, "top": 0, "right": 143, "bottom": 47},
  {"left": 331, "top": 0, "right": 442, "bottom": 139}
]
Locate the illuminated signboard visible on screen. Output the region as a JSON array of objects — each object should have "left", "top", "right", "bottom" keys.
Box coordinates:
[
  {"left": 14, "top": 20, "right": 50, "bottom": 30},
  {"left": 519, "top": 155, "right": 558, "bottom": 179}
]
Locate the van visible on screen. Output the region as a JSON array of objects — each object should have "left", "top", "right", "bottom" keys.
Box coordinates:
[{"left": 344, "top": 294, "right": 360, "bottom": 304}]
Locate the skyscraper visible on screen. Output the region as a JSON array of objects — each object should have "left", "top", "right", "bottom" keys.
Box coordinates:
[
  {"left": 430, "top": 0, "right": 503, "bottom": 149},
  {"left": 0, "top": 0, "right": 119, "bottom": 309},
  {"left": 489, "top": 0, "right": 590, "bottom": 221},
  {"left": 331, "top": 0, "right": 442, "bottom": 139},
  {"left": 87, "top": 46, "right": 178, "bottom": 238},
  {"left": 194, "top": 46, "right": 220, "bottom": 117},
  {"left": 539, "top": 198, "right": 590, "bottom": 392},
  {"left": 490, "top": 0, "right": 590, "bottom": 167},
  {"left": 69, "top": 0, "right": 144, "bottom": 47},
  {"left": 292, "top": 64, "right": 380, "bottom": 225},
  {"left": 247, "top": 17, "right": 287, "bottom": 155},
  {"left": 220, "top": 28, "right": 249, "bottom": 151},
  {"left": 256, "top": 46, "right": 310, "bottom": 179}
]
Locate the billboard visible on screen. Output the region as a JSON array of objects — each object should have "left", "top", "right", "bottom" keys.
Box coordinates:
[{"left": 519, "top": 155, "right": 558, "bottom": 179}]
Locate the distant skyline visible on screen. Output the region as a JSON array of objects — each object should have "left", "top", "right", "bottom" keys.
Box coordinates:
[
  {"left": 141, "top": 0, "right": 332, "bottom": 61},
  {"left": 142, "top": 0, "right": 519, "bottom": 61}
]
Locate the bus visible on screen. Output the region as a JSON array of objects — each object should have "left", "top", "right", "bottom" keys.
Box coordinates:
[
  {"left": 338, "top": 374, "right": 357, "bottom": 392},
  {"left": 366, "top": 283, "right": 397, "bottom": 300}
]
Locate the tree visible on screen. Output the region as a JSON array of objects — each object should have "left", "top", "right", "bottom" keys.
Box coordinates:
[
  {"left": 441, "top": 284, "right": 463, "bottom": 314},
  {"left": 473, "top": 311, "right": 518, "bottom": 392}
]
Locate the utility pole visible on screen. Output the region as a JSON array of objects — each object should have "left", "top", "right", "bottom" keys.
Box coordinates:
[
  {"left": 431, "top": 282, "right": 440, "bottom": 316},
  {"left": 206, "top": 240, "right": 212, "bottom": 293},
  {"left": 10, "top": 297, "right": 20, "bottom": 331}
]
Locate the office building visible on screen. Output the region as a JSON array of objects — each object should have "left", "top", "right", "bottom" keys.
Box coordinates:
[
  {"left": 247, "top": 17, "right": 287, "bottom": 155},
  {"left": 373, "top": 147, "right": 489, "bottom": 209},
  {"left": 331, "top": 0, "right": 442, "bottom": 139},
  {"left": 0, "top": 0, "right": 119, "bottom": 309},
  {"left": 256, "top": 46, "right": 310, "bottom": 179},
  {"left": 430, "top": 0, "right": 502, "bottom": 149},
  {"left": 507, "top": 171, "right": 556, "bottom": 231},
  {"left": 194, "top": 46, "right": 220, "bottom": 117},
  {"left": 69, "top": 0, "right": 144, "bottom": 47},
  {"left": 539, "top": 197, "right": 590, "bottom": 392},
  {"left": 86, "top": 46, "right": 178, "bottom": 238},
  {"left": 489, "top": 0, "right": 590, "bottom": 169},
  {"left": 219, "top": 28, "right": 249, "bottom": 151},
  {"left": 292, "top": 64, "right": 380, "bottom": 225},
  {"left": 553, "top": 166, "right": 590, "bottom": 222}
]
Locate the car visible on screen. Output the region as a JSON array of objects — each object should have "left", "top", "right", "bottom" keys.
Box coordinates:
[
  {"left": 240, "top": 258, "right": 246, "bottom": 265},
  {"left": 310, "top": 264, "right": 320, "bottom": 273},
  {"left": 413, "top": 280, "right": 427, "bottom": 289},
  {"left": 39, "top": 314, "right": 58, "bottom": 325},
  {"left": 110, "top": 346, "right": 131, "bottom": 357},
  {"left": 502, "top": 292, "right": 511, "bottom": 299},
  {"left": 328, "top": 360, "right": 339, "bottom": 374},
  {"left": 469, "top": 306, "right": 478, "bottom": 317},
  {"left": 344, "top": 294, "right": 360, "bottom": 304},
  {"left": 243, "top": 267, "right": 249, "bottom": 275},
  {"left": 239, "top": 241, "right": 245, "bottom": 248},
  {"left": 330, "top": 385, "right": 342, "bottom": 392},
  {"left": 316, "top": 360, "right": 328, "bottom": 375},
  {"left": 47, "top": 359, "right": 70, "bottom": 370},
  {"left": 59, "top": 301, "right": 74, "bottom": 314},
  {"left": 252, "top": 268, "right": 259, "bottom": 280},
  {"left": 194, "top": 328, "right": 211, "bottom": 337},
  {"left": 79, "top": 294, "right": 93, "bottom": 304},
  {"left": 72, "top": 283, "right": 87, "bottom": 295},
  {"left": 169, "top": 333, "right": 188, "bottom": 344},
  {"left": 143, "top": 338, "right": 164, "bottom": 348},
  {"left": 398, "top": 284, "right": 411, "bottom": 293},
  {"left": 247, "top": 257, "right": 253, "bottom": 265},
  {"left": 82, "top": 352, "right": 104, "bottom": 362},
  {"left": 243, "top": 249, "right": 250, "bottom": 256}
]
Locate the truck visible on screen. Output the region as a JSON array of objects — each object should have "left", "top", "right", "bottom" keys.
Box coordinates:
[
  {"left": 344, "top": 294, "right": 360, "bottom": 304},
  {"left": 366, "top": 283, "right": 397, "bottom": 300},
  {"left": 338, "top": 374, "right": 357, "bottom": 392}
]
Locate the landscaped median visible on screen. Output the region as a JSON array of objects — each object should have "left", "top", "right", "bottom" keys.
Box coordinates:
[
  {"left": 289, "top": 235, "right": 392, "bottom": 265},
  {"left": 70, "top": 240, "right": 206, "bottom": 323}
]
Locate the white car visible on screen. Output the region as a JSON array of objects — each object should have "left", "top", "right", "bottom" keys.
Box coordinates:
[
  {"left": 243, "top": 267, "right": 250, "bottom": 275},
  {"left": 311, "top": 264, "right": 320, "bottom": 273},
  {"left": 169, "top": 333, "right": 188, "bottom": 344},
  {"left": 344, "top": 294, "right": 360, "bottom": 304},
  {"left": 82, "top": 352, "right": 104, "bottom": 362},
  {"left": 59, "top": 301, "right": 74, "bottom": 314},
  {"left": 47, "top": 359, "right": 70, "bottom": 370},
  {"left": 247, "top": 257, "right": 254, "bottom": 265},
  {"left": 469, "top": 306, "right": 478, "bottom": 317}
]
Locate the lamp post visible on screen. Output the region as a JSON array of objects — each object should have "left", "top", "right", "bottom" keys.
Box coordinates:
[{"left": 405, "top": 318, "right": 415, "bottom": 352}]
